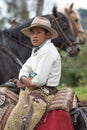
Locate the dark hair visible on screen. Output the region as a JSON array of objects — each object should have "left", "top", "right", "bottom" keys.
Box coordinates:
[{"left": 43, "top": 28, "right": 49, "bottom": 33}]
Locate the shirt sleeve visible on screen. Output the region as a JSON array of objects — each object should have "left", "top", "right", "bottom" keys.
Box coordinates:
[
  {"left": 31, "top": 52, "right": 54, "bottom": 87},
  {"left": 18, "top": 57, "right": 32, "bottom": 79}
]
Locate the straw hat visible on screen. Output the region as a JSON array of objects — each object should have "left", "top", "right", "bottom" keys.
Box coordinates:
[{"left": 21, "top": 16, "right": 58, "bottom": 40}]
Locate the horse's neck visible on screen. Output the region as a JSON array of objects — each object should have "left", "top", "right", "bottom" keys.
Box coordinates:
[
  {"left": 9, "top": 42, "right": 32, "bottom": 63},
  {"left": 1, "top": 29, "right": 32, "bottom": 63}
]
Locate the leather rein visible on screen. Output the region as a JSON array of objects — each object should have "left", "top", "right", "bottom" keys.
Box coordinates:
[
  {"left": 0, "top": 44, "right": 23, "bottom": 68},
  {"left": 52, "top": 15, "right": 72, "bottom": 46}
]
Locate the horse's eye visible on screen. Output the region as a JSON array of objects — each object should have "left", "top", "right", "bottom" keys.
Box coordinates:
[
  {"left": 75, "top": 19, "right": 78, "bottom": 23},
  {"left": 63, "top": 24, "right": 68, "bottom": 31}
]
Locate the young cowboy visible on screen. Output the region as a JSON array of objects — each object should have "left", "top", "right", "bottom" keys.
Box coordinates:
[{"left": 4, "top": 16, "right": 74, "bottom": 130}]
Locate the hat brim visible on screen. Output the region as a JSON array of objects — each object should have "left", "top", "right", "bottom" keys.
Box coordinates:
[{"left": 21, "top": 24, "right": 58, "bottom": 40}]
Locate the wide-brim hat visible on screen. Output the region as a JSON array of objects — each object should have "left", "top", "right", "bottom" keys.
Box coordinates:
[{"left": 21, "top": 16, "right": 58, "bottom": 40}]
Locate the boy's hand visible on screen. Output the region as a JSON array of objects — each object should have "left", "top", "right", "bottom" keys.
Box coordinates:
[
  {"left": 21, "top": 77, "right": 36, "bottom": 90},
  {"left": 13, "top": 79, "right": 25, "bottom": 89}
]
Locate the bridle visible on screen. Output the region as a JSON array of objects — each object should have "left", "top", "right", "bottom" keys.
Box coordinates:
[{"left": 50, "top": 14, "right": 75, "bottom": 51}]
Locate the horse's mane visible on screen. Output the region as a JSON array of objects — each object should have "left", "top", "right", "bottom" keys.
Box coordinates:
[
  {"left": 71, "top": 8, "right": 81, "bottom": 20},
  {"left": 3, "top": 20, "right": 32, "bottom": 45}
]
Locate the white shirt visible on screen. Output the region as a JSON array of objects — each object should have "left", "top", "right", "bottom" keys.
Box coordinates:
[{"left": 19, "top": 40, "right": 61, "bottom": 87}]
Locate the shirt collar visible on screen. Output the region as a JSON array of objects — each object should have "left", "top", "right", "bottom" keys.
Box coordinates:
[{"left": 32, "top": 39, "right": 51, "bottom": 53}]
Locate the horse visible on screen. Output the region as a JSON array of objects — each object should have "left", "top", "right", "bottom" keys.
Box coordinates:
[
  {"left": 0, "top": 45, "right": 22, "bottom": 85},
  {"left": 0, "top": 6, "right": 86, "bottom": 130},
  {"left": 0, "top": 6, "right": 81, "bottom": 85},
  {"left": 58, "top": 3, "right": 86, "bottom": 44}
]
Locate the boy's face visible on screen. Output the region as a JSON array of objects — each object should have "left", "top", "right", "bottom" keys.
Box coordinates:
[{"left": 30, "top": 27, "right": 51, "bottom": 46}]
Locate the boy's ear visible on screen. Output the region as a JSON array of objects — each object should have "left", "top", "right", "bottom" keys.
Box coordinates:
[{"left": 47, "top": 32, "right": 51, "bottom": 39}]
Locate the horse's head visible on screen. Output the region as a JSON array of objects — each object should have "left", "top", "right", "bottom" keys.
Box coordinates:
[
  {"left": 64, "top": 3, "right": 86, "bottom": 44},
  {"left": 50, "top": 6, "right": 80, "bottom": 56}
]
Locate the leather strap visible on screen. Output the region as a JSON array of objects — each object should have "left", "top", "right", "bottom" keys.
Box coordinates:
[
  {"left": 21, "top": 106, "right": 33, "bottom": 130},
  {"left": 41, "top": 86, "right": 58, "bottom": 95}
]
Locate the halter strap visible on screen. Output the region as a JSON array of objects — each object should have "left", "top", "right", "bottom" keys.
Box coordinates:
[{"left": 50, "top": 15, "right": 73, "bottom": 51}]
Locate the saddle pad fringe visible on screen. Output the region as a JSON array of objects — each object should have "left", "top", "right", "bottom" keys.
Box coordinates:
[
  {"left": 0, "top": 104, "right": 14, "bottom": 130},
  {"left": 0, "top": 87, "right": 19, "bottom": 130}
]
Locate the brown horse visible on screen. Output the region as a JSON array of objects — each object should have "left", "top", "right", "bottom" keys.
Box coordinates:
[{"left": 58, "top": 3, "right": 86, "bottom": 44}]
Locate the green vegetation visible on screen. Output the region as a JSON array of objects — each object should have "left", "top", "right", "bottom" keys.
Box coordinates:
[
  {"left": 72, "top": 86, "right": 87, "bottom": 101},
  {"left": 60, "top": 42, "right": 87, "bottom": 87}
]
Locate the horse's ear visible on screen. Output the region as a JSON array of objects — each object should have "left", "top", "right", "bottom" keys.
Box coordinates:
[
  {"left": 52, "top": 6, "right": 58, "bottom": 17},
  {"left": 70, "top": 3, "right": 74, "bottom": 10},
  {"left": 65, "top": 3, "right": 73, "bottom": 15},
  {"left": 65, "top": 8, "right": 70, "bottom": 15}
]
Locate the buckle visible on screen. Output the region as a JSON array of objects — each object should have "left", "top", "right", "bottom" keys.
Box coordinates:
[{"left": 41, "top": 87, "right": 50, "bottom": 95}]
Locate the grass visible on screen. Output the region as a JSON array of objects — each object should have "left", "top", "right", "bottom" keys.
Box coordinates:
[
  {"left": 72, "top": 86, "right": 87, "bottom": 102},
  {"left": 58, "top": 86, "right": 87, "bottom": 102}
]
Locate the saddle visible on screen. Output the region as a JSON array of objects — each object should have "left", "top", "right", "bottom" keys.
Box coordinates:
[
  {"left": 0, "top": 87, "right": 18, "bottom": 130},
  {"left": 4, "top": 88, "right": 49, "bottom": 130},
  {"left": 48, "top": 87, "right": 77, "bottom": 112},
  {"left": 0, "top": 86, "right": 85, "bottom": 130}
]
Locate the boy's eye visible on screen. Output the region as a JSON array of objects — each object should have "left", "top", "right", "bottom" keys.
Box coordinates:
[
  {"left": 38, "top": 31, "right": 42, "bottom": 34},
  {"left": 30, "top": 31, "right": 42, "bottom": 35}
]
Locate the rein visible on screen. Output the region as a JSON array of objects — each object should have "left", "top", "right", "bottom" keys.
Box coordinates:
[
  {"left": 50, "top": 15, "right": 73, "bottom": 51},
  {"left": 0, "top": 44, "right": 23, "bottom": 68},
  {"left": 5, "top": 31, "right": 33, "bottom": 50},
  {"left": 10, "top": 36, "right": 33, "bottom": 49}
]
